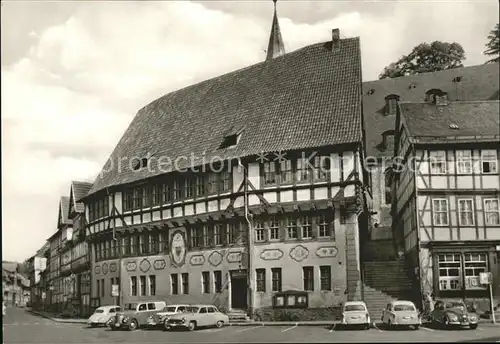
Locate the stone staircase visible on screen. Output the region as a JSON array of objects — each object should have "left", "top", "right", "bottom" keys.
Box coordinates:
[
  {"left": 227, "top": 309, "right": 252, "bottom": 324},
  {"left": 362, "top": 260, "right": 414, "bottom": 321}
]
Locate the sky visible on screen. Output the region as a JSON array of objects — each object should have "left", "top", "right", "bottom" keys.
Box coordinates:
[{"left": 1, "top": 0, "right": 498, "bottom": 263}]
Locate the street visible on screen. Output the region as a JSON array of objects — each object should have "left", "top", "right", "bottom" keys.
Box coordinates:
[{"left": 3, "top": 307, "right": 500, "bottom": 343}]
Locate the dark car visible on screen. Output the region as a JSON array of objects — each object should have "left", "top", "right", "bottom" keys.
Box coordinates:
[
  {"left": 110, "top": 301, "right": 166, "bottom": 331},
  {"left": 430, "top": 300, "right": 478, "bottom": 329}
]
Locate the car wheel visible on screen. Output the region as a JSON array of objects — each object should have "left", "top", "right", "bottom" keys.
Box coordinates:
[
  {"left": 163, "top": 321, "right": 171, "bottom": 331},
  {"left": 90, "top": 324, "right": 98, "bottom": 328},
  {"left": 364, "top": 324, "right": 370, "bottom": 330},
  {"left": 469, "top": 324, "right": 478, "bottom": 330},
  {"left": 188, "top": 321, "right": 196, "bottom": 331},
  {"left": 129, "top": 319, "right": 138, "bottom": 331},
  {"left": 216, "top": 321, "right": 224, "bottom": 329}
]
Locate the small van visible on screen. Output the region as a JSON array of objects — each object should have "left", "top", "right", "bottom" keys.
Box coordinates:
[{"left": 110, "top": 301, "right": 167, "bottom": 331}]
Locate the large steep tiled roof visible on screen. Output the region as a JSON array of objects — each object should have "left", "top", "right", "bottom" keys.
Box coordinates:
[
  {"left": 70, "top": 181, "right": 93, "bottom": 214},
  {"left": 400, "top": 100, "right": 500, "bottom": 140},
  {"left": 59, "top": 196, "right": 71, "bottom": 226},
  {"left": 363, "top": 63, "right": 499, "bottom": 157},
  {"left": 88, "top": 37, "right": 363, "bottom": 195}
]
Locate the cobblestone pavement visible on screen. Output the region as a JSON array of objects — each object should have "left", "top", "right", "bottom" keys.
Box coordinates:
[{"left": 3, "top": 307, "right": 500, "bottom": 343}]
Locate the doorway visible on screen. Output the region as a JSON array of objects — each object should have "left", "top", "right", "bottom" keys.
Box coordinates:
[{"left": 230, "top": 270, "right": 248, "bottom": 310}]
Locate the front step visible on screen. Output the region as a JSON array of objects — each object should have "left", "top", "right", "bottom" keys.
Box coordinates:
[{"left": 228, "top": 309, "right": 252, "bottom": 323}]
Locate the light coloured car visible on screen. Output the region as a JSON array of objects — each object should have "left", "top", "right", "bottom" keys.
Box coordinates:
[
  {"left": 111, "top": 301, "right": 167, "bottom": 331},
  {"left": 145, "top": 304, "right": 189, "bottom": 329},
  {"left": 381, "top": 301, "right": 421, "bottom": 330},
  {"left": 341, "top": 301, "right": 371, "bottom": 329},
  {"left": 87, "top": 305, "right": 121, "bottom": 327},
  {"left": 164, "top": 305, "right": 229, "bottom": 331}
]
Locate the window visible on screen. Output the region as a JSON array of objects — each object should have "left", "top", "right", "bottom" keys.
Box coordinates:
[
  {"left": 481, "top": 150, "right": 498, "bottom": 174},
  {"left": 199, "top": 307, "right": 207, "bottom": 314},
  {"left": 280, "top": 160, "right": 293, "bottom": 184},
  {"left": 220, "top": 170, "right": 231, "bottom": 193},
  {"left": 456, "top": 150, "right": 472, "bottom": 174},
  {"left": 149, "top": 233, "right": 159, "bottom": 254},
  {"left": 430, "top": 151, "right": 447, "bottom": 174},
  {"left": 303, "top": 267, "right": 314, "bottom": 291},
  {"left": 149, "top": 275, "right": 156, "bottom": 296},
  {"left": 458, "top": 199, "right": 474, "bottom": 226},
  {"left": 256, "top": 269, "right": 266, "bottom": 292},
  {"left": 254, "top": 221, "right": 265, "bottom": 242},
  {"left": 214, "top": 271, "right": 222, "bottom": 293},
  {"left": 171, "top": 274, "right": 178, "bottom": 295},
  {"left": 162, "top": 183, "right": 171, "bottom": 203},
  {"left": 438, "top": 254, "right": 461, "bottom": 290},
  {"left": 286, "top": 217, "right": 297, "bottom": 239},
  {"left": 226, "top": 223, "right": 237, "bottom": 244},
  {"left": 432, "top": 199, "right": 449, "bottom": 226},
  {"left": 296, "top": 157, "right": 311, "bottom": 183},
  {"left": 190, "top": 227, "right": 202, "bottom": 248},
  {"left": 138, "top": 304, "right": 147, "bottom": 311},
  {"left": 139, "top": 276, "right": 146, "bottom": 296},
  {"left": 147, "top": 303, "right": 156, "bottom": 311},
  {"left": 101, "top": 279, "right": 105, "bottom": 297},
  {"left": 196, "top": 175, "right": 205, "bottom": 196},
  {"left": 269, "top": 217, "right": 280, "bottom": 240},
  {"left": 300, "top": 217, "right": 312, "bottom": 239},
  {"left": 313, "top": 155, "right": 330, "bottom": 181},
  {"left": 173, "top": 180, "right": 182, "bottom": 201},
  {"left": 139, "top": 235, "right": 147, "bottom": 255},
  {"left": 263, "top": 162, "right": 277, "bottom": 186},
  {"left": 464, "top": 253, "right": 488, "bottom": 290},
  {"left": 320, "top": 266, "right": 331, "bottom": 291},
  {"left": 133, "top": 188, "right": 143, "bottom": 209},
  {"left": 185, "top": 177, "right": 195, "bottom": 199},
  {"left": 96, "top": 279, "right": 100, "bottom": 298},
  {"left": 181, "top": 273, "right": 189, "bottom": 294},
  {"left": 142, "top": 186, "right": 151, "bottom": 207},
  {"left": 214, "top": 224, "right": 222, "bottom": 246},
  {"left": 318, "top": 214, "right": 333, "bottom": 238},
  {"left": 202, "top": 272, "right": 210, "bottom": 294},
  {"left": 130, "top": 236, "right": 137, "bottom": 256},
  {"left": 207, "top": 173, "right": 218, "bottom": 194},
  {"left": 271, "top": 268, "right": 282, "bottom": 292},
  {"left": 152, "top": 184, "right": 162, "bottom": 206},
  {"left": 484, "top": 199, "right": 500, "bottom": 225},
  {"left": 384, "top": 169, "right": 392, "bottom": 205},
  {"left": 131, "top": 276, "right": 137, "bottom": 296},
  {"left": 204, "top": 225, "right": 213, "bottom": 247},
  {"left": 385, "top": 94, "right": 399, "bottom": 116}
]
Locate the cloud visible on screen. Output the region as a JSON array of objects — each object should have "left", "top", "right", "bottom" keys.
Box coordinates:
[{"left": 1, "top": 0, "right": 498, "bottom": 261}]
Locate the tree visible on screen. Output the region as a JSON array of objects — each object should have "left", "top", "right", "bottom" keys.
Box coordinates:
[
  {"left": 379, "top": 41, "right": 465, "bottom": 79},
  {"left": 484, "top": 23, "right": 499, "bottom": 64}
]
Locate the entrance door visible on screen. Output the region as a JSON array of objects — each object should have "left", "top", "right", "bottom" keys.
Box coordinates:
[{"left": 230, "top": 271, "right": 248, "bottom": 310}]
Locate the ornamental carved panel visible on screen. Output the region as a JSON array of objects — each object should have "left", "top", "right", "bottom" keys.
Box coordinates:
[
  {"left": 289, "top": 245, "right": 309, "bottom": 262},
  {"left": 153, "top": 259, "right": 166, "bottom": 270},
  {"left": 208, "top": 251, "right": 223, "bottom": 267},
  {"left": 109, "top": 263, "right": 117, "bottom": 273},
  {"left": 126, "top": 261, "right": 137, "bottom": 272},
  {"left": 315, "top": 246, "right": 339, "bottom": 258},
  {"left": 94, "top": 265, "right": 101, "bottom": 275},
  {"left": 139, "top": 258, "right": 151, "bottom": 273},
  {"left": 260, "top": 249, "right": 284, "bottom": 261},
  {"left": 190, "top": 254, "right": 205, "bottom": 266},
  {"left": 226, "top": 251, "right": 243, "bottom": 263},
  {"left": 102, "top": 263, "right": 109, "bottom": 275}
]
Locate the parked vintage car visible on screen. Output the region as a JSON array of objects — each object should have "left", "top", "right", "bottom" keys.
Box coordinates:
[
  {"left": 110, "top": 301, "right": 166, "bottom": 331},
  {"left": 430, "top": 300, "right": 478, "bottom": 329},
  {"left": 164, "top": 305, "right": 229, "bottom": 331},
  {"left": 145, "top": 304, "right": 189, "bottom": 329},
  {"left": 381, "top": 301, "right": 421, "bottom": 330},
  {"left": 341, "top": 301, "right": 371, "bottom": 329},
  {"left": 87, "top": 305, "right": 121, "bottom": 327}
]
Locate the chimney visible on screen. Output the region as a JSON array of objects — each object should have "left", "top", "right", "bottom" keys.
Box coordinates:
[{"left": 332, "top": 28, "right": 340, "bottom": 50}]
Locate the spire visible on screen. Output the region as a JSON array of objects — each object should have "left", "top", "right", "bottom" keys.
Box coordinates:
[{"left": 266, "top": 0, "right": 285, "bottom": 61}]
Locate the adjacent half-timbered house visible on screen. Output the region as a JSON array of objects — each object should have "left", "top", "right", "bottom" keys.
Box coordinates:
[
  {"left": 80, "top": 27, "right": 367, "bottom": 319},
  {"left": 393, "top": 98, "right": 500, "bottom": 306}
]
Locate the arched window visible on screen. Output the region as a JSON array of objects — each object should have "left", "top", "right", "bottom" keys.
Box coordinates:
[
  {"left": 385, "top": 94, "right": 400, "bottom": 116},
  {"left": 425, "top": 89, "right": 448, "bottom": 103}
]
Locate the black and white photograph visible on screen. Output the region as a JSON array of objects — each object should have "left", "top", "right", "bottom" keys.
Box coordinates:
[{"left": 2, "top": 0, "right": 499, "bottom": 343}]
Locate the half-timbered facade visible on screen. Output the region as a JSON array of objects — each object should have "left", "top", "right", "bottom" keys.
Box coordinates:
[
  {"left": 81, "top": 27, "right": 367, "bottom": 319},
  {"left": 393, "top": 98, "right": 500, "bottom": 305}
]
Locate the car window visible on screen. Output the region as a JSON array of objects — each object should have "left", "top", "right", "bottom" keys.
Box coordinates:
[
  {"left": 394, "top": 305, "right": 416, "bottom": 312},
  {"left": 345, "top": 305, "right": 366, "bottom": 312},
  {"left": 164, "top": 307, "right": 177, "bottom": 312},
  {"left": 115, "top": 307, "right": 121, "bottom": 312},
  {"left": 138, "top": 304, "right": 147, "bottom": 311},
  {"left": 124, "top": 303, "right": 138, "bottom": 311},
  {"left": 186, "top": 307, "right": 199, "bottom": 313},
  {"left": 94, "top": 309, "right": 105, "bottom": 314},
  {"left": 178, "top": 306, "right": 186, "bottom": 312},
  {"left": 207, "top": 307, "right": 215, "bottom": 313},
  {"left": 446, "top": 302, "right": 465, "bottom": 309},
  {"left": 199, "top": 307, "right": 207, "bottom": 314},
  {"left": 109, "top": 308, "right": 115, "bottom": 313},
  {"left": 147, "top": 303, "right": 156, "bottom": 310}
]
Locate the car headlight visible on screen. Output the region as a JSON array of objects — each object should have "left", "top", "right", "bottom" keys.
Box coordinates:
[
  {"left": 181, "top": 317, "right": 186, "bottom": 323},
  {"left": 122, "top": 317, "right": 129, "bottom": 323},
  {"left": 469, "top": 316, "right": 477, "bottom": 321},
  {"left": 448, "top": 314, "right": 458, "bottom": 322}
]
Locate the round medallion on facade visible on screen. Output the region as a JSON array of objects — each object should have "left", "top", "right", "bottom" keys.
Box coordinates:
[
  {"left": 289, "top": 245, "right": 309, "bottom": 262},
  {"left": 170, "top": 231, "right": 186, "bottom": 267}
]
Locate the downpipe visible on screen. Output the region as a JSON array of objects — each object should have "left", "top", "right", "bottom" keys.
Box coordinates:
[{"left": 240, "top": 160, "right": 254, "bottom": 318}]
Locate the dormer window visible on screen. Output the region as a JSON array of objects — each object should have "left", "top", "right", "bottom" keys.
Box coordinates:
[
  {"left": 385, "top": 94, "right": 400, "bottom": 116},
  {"left": 453, "top": 76, "right": 462, "bottom": 83},
  {"left": 132, "top": 157, "right": 149, "bottom": 171},
  {"left": 367, "top": 89, "right": 375, "bottom": 95},
  {"left": 219, "top": 127, "right": 244, "bottom": 149}
]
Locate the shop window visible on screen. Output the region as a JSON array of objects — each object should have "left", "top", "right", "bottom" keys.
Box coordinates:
[
  {"left": 438, "top": 253, "right": 461, "bottom": 291},
  {"left": 464, "top": 253, "right": 488, "bottom": 290}
]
